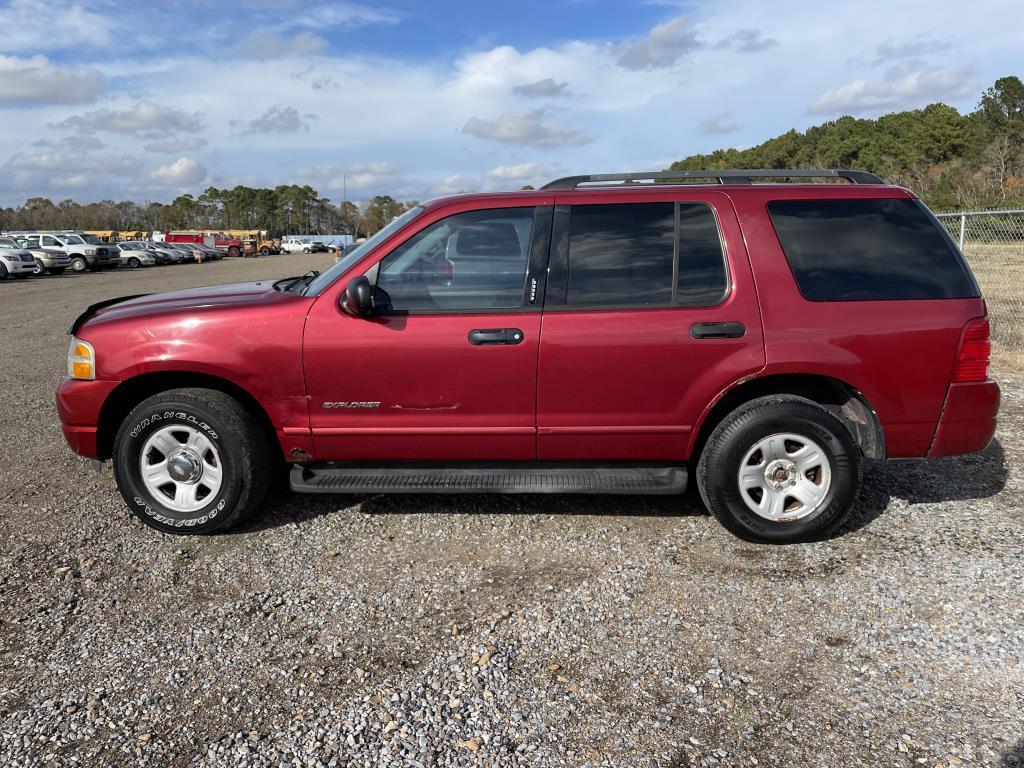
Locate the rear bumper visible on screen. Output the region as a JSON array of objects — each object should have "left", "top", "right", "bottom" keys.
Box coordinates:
[
  {"left": 56, "top": 378, "right": 120, "bottom": 460},
  {"left": 928, "top": 380, "right": 1000, "bottom": 458}
]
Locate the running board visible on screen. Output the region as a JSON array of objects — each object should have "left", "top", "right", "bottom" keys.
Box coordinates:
[{"left": 290, "top": 462, "right": 687, "bottom": 495}]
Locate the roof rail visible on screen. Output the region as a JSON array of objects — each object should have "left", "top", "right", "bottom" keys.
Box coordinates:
[{"left": 540, "top": 169, "right": 884, "bottom": 190}]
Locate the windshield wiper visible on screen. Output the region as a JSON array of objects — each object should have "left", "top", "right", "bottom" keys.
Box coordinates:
[{"left": 273, "top": 270, "right": 320, "bottom": 293}]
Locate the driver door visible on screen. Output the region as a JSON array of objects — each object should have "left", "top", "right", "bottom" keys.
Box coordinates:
[{"left": 303, "top": 203, "right": 551, "bottom": 461}]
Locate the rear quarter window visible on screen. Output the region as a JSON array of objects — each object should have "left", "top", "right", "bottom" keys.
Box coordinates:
[{"left": 767, "top": 198, "right": 979, "bottom": 301}]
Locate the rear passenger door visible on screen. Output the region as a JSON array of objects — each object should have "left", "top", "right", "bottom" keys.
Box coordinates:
[{"left": 536, "top": 192, "right": 765, "bottom": 460}]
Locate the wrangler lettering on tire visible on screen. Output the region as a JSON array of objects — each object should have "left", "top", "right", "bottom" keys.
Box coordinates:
[{"left": 112, "top": 388, "right": 270, "bottom": 534}]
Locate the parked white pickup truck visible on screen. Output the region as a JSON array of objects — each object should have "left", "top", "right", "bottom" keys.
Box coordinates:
[{"left": 21, "top": 232, "right": 120, "bottom": 272}]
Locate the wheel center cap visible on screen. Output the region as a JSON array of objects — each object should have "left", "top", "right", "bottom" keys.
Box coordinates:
[
  {"left": 765, "top": 459, "right": 798, "bottom": 490},
  {"left": 167, "top": 449, "right": 203, "bottom": 484}
]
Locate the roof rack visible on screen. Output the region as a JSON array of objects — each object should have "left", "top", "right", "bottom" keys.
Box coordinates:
[{"left": 540, "top": 169, "right": 884, "bottom": 190}]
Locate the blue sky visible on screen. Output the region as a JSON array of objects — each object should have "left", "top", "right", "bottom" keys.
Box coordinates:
[{"left": 0, "top": 0, "right": 1020, "bottom": 206}]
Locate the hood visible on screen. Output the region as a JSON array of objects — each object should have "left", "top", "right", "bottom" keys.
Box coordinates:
[{"left": 71, "top": 280, "right": 310, "bottom": 334}]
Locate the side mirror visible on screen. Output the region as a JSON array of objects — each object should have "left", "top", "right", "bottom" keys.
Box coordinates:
[{"left": 341, "top": 275, "right": 373, "bottom": 316}]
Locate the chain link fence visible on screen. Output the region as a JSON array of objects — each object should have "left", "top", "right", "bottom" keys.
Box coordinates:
[{"left": 936, "top": 209, "right": 1024, "bottom": 355}]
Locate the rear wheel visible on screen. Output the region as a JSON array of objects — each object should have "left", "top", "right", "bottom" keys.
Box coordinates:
[
  {"left": 0, "top": 263, "right": 7, "bottom": 280},
  {"left": 113, "top": 389, "right": 272, "bottom": 534},
  {"left": 697, "top": 396, "right": 862, "bottom": 544},
  {"left": 259, "top": 246, "right": 270, "bottom": 256},
  {"left": 71, "top": 256, "right": 88, "bottom": 273},
  {"left": 128, "top": 257, "right": 141, "bottom": 269},
  {"left": 227, "top": 246, "right": 240, "bottom": 258}
]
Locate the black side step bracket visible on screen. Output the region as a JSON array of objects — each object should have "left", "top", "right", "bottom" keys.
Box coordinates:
[{"left": 290, "top": 463, "right": 687, "bottom": 495}]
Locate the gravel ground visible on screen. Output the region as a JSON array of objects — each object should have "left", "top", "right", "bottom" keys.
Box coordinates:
[{"left": 1, "top": 258, "right": 1022, "bottom": 767}]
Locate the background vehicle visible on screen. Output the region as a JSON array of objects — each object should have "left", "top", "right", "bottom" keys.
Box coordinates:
[
  {"left": 136, "top": 241, "right": 181, "bottom": 264},
  {"left": 158, "top": 231, "right": 244, "bottom": 258},
  {"left": 0, "top": 239, "right": 37, "bottom": 279},
  {"left": 114, "top": 242, "right": 157, "bottom": 269},
  {"left": 18, "top": 232, "right": 120, "bottom": 272},
  {"left": 57, "top": 169, "right": 999, "bottom": 543},
  {"left": 5, "top": 236, "right": 70, "bottom": 275},
  {"left": 281, "top": 239, "right": 329, "bottom": 254}
]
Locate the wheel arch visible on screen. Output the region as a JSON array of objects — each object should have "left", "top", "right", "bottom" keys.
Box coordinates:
[
  {"left": 96, "top": 371, "right": 283, "bottom": 464},
  {"left": 689, "top": 373, "right": 885, "bottom": 462}
]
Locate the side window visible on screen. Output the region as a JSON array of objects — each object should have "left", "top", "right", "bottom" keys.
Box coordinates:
[
  {"left": 564, "top": 202, "right": 727, "bottom": 308},
  {"left": 768, "top": 198, "right": 979, "bottom": 301},
  {"left": 42, "top": 236, "right": 56, "bottom": 247},
  {"left": 375, "top": 207, "right": 534, "bottom": 312},
  {"left": 567, "top": 203, "right": 674, "bottom": 307}
]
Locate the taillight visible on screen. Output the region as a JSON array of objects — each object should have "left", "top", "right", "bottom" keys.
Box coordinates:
[{"left": 952, "top": 318, "right": 991, "bottom": 383}]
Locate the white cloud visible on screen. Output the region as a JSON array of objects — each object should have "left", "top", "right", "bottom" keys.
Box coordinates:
[
  {"left": 285, "top": 2, "right": 400, "bottom": 29},
  {"left": 486, "top": 163, "right": 549, "bottom": 181},
  {"left": 0, "top": 55, "right": 105, "bottom": 105},
  {"left": 237, "top": 31, "right": 327, "bottom": 60},
  {"left": 150, "top": 157, "right": 207, "bottom": 186},
  {"left": 873, "top": 36, "right": 950, "bottom": 64},
  {"left": 0, "top": 0, "right": 113, "bottom": 52},
  {"left": 699, "top": 113, "right": 738, "bottom": 135},
  {"left": 235, "top": 105, "right": 314, "bottom": 135},
  {"left": 463, "top": 109, "right": 591, "bottom": 148},
  {"left": 34, "top": 135, "right": 105, "bottom": 151},
  {"left": 513, "top": 78, "right": 570, "bottom": 98},
  {"left": 143, "top": 137, "right": 209, "bottom": 154},
  {"left": 618, "top": 17, "right": 701, "bottom": 71},
  {"left": 7, "top": 149, "right": 140, "bottom": 175},
  {"left": 808, "top": 67, "right": 976, "bottom": 115},
  {"left": 714, "top": 28, "right": 778, "bottom": 53},
  {"left": 56, "top": 100, "right": 204, "bottom": 136}
]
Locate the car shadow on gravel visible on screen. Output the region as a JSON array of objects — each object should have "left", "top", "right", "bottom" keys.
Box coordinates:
[
  {"left": 830, "top": 437, "right": 1008, "bottom": 539},
  {"left": 239, "top": 438, "right": 1007, "bottom": 538},
  {"left": 1004, "top": 738, "right": 1024, "bottom": 767}
]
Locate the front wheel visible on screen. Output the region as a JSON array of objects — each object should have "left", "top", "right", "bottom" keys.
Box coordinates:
[
  {"left": 128, "top": 257, "right": 141, "bottom": 269},
  {"left": 71, "top": 256, "right": 88, "bottom": 273},
  {"left": 113, "top": 389, "right": 272, "bottom": 534},
  {"left": 697, "top": 396, "right": 862, "bottom": 544},
  {"left": 34, "top": 259, "right": 45, "bottom": 275}
]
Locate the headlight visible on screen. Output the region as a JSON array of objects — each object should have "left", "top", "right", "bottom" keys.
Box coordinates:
[
  {"left": 68, "top": 337, "right": 96, "bottom": 380},
  {"left": 84, "top": 248, "right": 96, "bottom": 255}
]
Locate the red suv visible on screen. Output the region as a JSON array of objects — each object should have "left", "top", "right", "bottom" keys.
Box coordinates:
[{"left": 57, "top": 170, "right": 1000, "bottom": 543}]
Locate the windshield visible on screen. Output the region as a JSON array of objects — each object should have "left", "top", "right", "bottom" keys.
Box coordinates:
[
  {"left": 65, "top": 235, "right": 84, "bottom": 244},
  {"left": 305, "top": 206, "right": 424, "bottom": 295},
  {"left": 82, "top": 234, "right": 103, "bottom": 244},
  {"left": 0, "top": 237, "right": 19, "bottom": 249}
]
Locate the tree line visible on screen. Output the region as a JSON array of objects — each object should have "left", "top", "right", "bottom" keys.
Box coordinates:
[
  {"left": 0, "top": 185, "right": 414, "bottom": 239},
  {"left": 669, "top": 76, "right": 1024, "bottom": 211}
]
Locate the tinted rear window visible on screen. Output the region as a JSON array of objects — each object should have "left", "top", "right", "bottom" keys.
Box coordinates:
[{"left": 768, "top": 198, "right": 978, "bottom": 301}]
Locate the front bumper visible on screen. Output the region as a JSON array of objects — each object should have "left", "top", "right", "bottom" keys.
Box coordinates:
[
  {"left": 5, "top": 259, "right": 36, "bottom": 274},
  {"left": 56, "top": 377, "right": 120, "bottom": 460},
  {"left": 928, "top": 380, "right": 1001, "bottom": 458}
]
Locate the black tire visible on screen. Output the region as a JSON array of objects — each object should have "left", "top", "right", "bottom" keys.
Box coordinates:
[
  {"left": 0, "top": 262, "right": 7, "bottom": 280},
  {"left": 71, "top": 256, "right": 87, "bottom": 273},
  {"left": 112, "top": 389, "right": 272, "bottom": 534},
  {"left": 228, "top": 246, "right": 240, "bottom": 258},
  {"left": 34, "top": 259, "right": 45, "bottom": 275},
  {"left": 696, "top": 396, "right": 862, "bottom": 544},
  {"left": 128, "top": 257, "right": 141, "bottom": 269},
  {"left": 259, "top": 247, "right": 270, "bottom": 256}
]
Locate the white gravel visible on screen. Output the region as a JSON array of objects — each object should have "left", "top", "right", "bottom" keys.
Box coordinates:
[{"left": 1, "top": 259, "right": 1022, "bottom": 767}]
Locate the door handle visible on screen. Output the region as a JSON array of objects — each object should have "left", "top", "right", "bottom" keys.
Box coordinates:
[
  {"left": 690, "top": 321, "right": 746, "bottom": 339},
  {"left": 468, "top": 328, "right": 524, "bottom": 345}
]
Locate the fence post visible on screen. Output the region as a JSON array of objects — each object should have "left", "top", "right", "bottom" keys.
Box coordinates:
[{"left": 959, "top": 214, "right": 966, "bottom": 251}]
